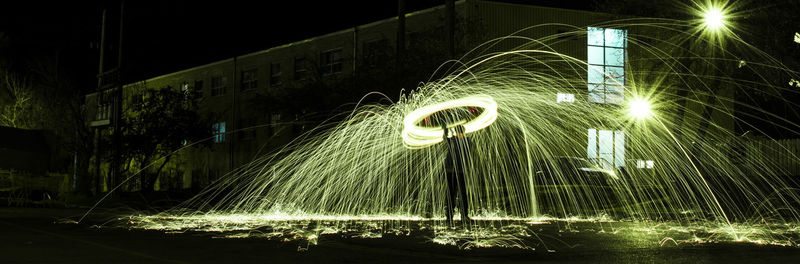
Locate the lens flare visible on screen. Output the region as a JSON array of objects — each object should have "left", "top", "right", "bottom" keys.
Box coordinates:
[
  {"left": 627, "top": 97, "right": 653, "bottom": 120},
  {"left": 703, "top": 7, "right": 726, "bottom": 30}
]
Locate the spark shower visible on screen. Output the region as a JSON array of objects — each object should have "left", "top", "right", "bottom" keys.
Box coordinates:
[{"left": 121, "top": 18, "right": 800, "bottom": 249}]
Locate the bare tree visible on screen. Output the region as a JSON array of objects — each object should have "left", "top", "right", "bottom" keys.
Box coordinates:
[{"left": 0, "top": 69, "right": 35, "bottom": 128}]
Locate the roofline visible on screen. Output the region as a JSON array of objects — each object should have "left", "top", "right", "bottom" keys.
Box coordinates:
[
  {"left": 126, "top": 0, "right": 616, "bottom": 86},
  {"left": 126, "top": 1, "right": 468, "bottom": 86},
  {"left": 126, "top": 58, "right": 234, "bottom": 86},
  {"left": 483, "top": 0, "right": 616, "bottom": 17}
]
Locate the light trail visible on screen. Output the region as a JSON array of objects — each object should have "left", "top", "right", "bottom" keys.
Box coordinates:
[
  {"left": 401, "top": 94, "right": 498, "bottom": 149},
  {"left": 112, "top": 17, "right": 800, "bottom": 250}
]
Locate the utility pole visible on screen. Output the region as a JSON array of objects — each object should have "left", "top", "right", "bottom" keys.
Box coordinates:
[
  {"left": 446, "top": 0, "right": 455, "bottom": 59},
  {"left": 396, "top": 0, "right": 406, "bottom": 71},
  {"left": 111, "top": 0, "right": 124, "bottom": 192},
  {"left": 93, "top": 8, "right": 107, "bottom": 194},
  {"left": 93, "top": 1, "right": 124, "bottom": 194},
  {"left": 230, "top": 57, "right": 236, "bottom": 173}
]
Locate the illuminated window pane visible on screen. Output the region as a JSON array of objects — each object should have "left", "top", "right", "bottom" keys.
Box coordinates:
[
  {"left": 212, "top": 122, "right": 226, "bottom": 143},
  {"left": 636, "top": 159, "right": 646, "bottom": 168},
  {"left": 588, "top": 65, "right": 604, "bottom": 84},
  {"left": 587, "top": 46, "right": 604, "bottom": 65},
  {"left": 604, "top": 66, "right": 625, "bottom": 85},
  {"left": 606, "top": 85, "right": 624, "bottom": 104},
  {"left": 589, "top": 129, "right": 625, "bottom": 168},
  {"left": 604, "top": 28, "right": 626, "bottom": 48},
  {"left": 614, "top": 130, "right": 625, "bottom": 168},
  {"left": 588, "top": 84, "right": 604, "bottom": 103},
  {"left": 598, "top": 130, "right": 613, "bottom": 169},
  {"left": 605, "top": 47, "right": 625, "bottom": 66},
  {"left": 587, "top": 129, "right": 597, "bottom": 159},
  {"left": 588, "top": 27, "right": 604, "bottom": 45},
  {"left": 646, "top": 160, "right": 654, "bottom": 169},
  {"left": 557, "top": 93, "right": 575, "bottom": 103},
  {"left": 587, "top": 27, "right": 627, "bottom": 104}
]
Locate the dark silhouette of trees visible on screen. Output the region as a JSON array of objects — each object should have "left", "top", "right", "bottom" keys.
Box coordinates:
[{"left": 113, "top": 87, "right": 210, "bottom": 192}]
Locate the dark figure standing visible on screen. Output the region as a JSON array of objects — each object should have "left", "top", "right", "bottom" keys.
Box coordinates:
[{"left": 443, "top": 124, "right": 472, "bottom": 226}]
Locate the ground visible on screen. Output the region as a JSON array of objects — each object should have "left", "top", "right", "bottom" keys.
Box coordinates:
[{"left": 1, "top": 207, "right": 799, "bottom": 263}]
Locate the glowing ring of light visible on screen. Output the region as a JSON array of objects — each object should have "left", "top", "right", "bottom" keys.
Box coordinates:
[{"left": 402, "top": 94, "right": 498, "bottom": 149}]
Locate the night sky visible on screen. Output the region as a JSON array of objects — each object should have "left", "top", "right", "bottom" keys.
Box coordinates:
[{"left": 0, "top": 0, "right": 596, "bottom": 91}]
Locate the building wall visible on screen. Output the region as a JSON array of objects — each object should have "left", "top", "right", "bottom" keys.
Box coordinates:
[{"left": 86, "top": 1, "right": 734, "bottom": 191}]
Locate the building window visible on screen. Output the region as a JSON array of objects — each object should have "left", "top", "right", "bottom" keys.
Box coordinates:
[
  {"left": 320, "top": 49, "right": 343, "bottom": 76},
  {"left": 557, "top": 93, "right": 575, "bottom": 103},
  {"left": 270, "top": 113, "right": 281, "bottom": 136},
  {"left": 241, "top": 69, "right": 258, "bottom": 91},
  {"left": 363, "top": 38, "right": 389, "bottom": 68},
  {"left": 270, "top": 63, "right": 282, "bottom": 87},
  {"left": 212, "top": 122, "right": 226, "bottom": 143},
  {"left": 588, "top": 128, "right": 625, "bottom": 168},
  {"left": 587, "top": 27, "right": 627, "bottom": 104},
  {"left": 211, "top": 76, "right": 227, "bottom": 96},
  {"left": 96, "top": 89, "right": 112, "bottom": 121},
  {"left": 294, "top": 57, "right": 308, "bottom": 81},
  {"left": 635, "top": 159, "right": 655, "bottom": 169},
  {"left": 194, "top": 80, "right": 204, "bottom": 98}
]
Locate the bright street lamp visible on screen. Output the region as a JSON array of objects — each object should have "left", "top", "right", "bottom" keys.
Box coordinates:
[
  {"left": 627, "top": 97, "right": 653, "bottom": 120},
  {"left": 703, "top": 7, "right": 726, "bottom": 31}
]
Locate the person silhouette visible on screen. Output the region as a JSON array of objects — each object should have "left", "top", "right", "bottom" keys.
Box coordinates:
[{"left": 442, "top": 123, "right": 472, "bottom": 227}]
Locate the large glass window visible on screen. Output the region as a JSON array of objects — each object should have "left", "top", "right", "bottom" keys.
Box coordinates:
[
  {"left": 588, "top": 128, "right": 625, "bottom": 168},
  {"left": 587, "top": 27, "right": 627, "bottom": 104}
]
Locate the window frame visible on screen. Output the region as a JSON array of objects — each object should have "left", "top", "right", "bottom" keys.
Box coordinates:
[
  {"left": 587, "top": 27, "right": 627, "bottom": 105},
  {"left": 240, "top": 68, "right": 258, "bottom": 91},
  {"left": 212, "top": 121, "right": 226, "bottom": 143},
  {"left": 320, "top": 48, "right": 343, "bottom": 77},
  {"left": 194, "top": 80, "right": 204, "bottom": 98},
  {"left": 294, "top": 57, "right": 308, "bottom": 81},
  {"left": 587, "top": 128, "right": 625, "bottom": 168},
  {"left": 270, "top": 63, "right": 282, "bottom": 87},
  {"left": 211, "top": 76, "right": 227, "bottom": 97}
]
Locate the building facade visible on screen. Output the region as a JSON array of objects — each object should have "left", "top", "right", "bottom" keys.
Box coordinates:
[{"left": 85, "top": 1, "right": 733, "bottom": 191}]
